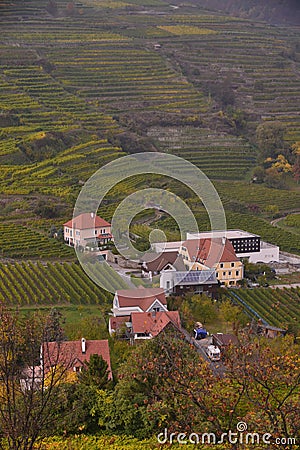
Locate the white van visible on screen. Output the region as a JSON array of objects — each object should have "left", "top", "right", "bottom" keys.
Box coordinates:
[{"left": 206, "top": 345, "right": 221, "bottom": 361}]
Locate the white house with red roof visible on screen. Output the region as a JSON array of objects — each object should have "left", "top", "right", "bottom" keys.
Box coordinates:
[
  {"left": 179, "top": 237, "right": 243, "bottom": 286},
  {"left": 130, "top": 310, "right": 181, "bottom": 340},
  {"left": 111, "top": 287, "right": 168, "bottom": 317},
  {"left": 63, "top": 212, "right": 113, "bottom": 248},
  {"left": 41, "top": 338, "right": 112, "bottom": 378},
  {"left": 109, "top": 310, "right": 181, "bottom": 342}
]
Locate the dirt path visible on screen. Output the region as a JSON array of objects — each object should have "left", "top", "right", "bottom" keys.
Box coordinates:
[{"left": 270, "top": 210, "right": 300, "bottom": 227}]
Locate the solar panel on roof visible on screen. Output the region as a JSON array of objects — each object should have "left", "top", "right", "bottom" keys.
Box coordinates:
[{"left": 173, "top": 270, "right": 216, "bottom": 284}]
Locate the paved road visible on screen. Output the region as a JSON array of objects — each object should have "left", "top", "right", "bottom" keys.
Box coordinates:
[
  {"left": 270, "top": 210, "right": 300, "bottom": 227},
  {"left": 181, "top": 328, "right": 225, "bottom": 376}
]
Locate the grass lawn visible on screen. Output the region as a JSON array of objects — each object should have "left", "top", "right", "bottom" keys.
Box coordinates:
[{"left": 16, "top": 304, "right": 110, "bottom": 340}]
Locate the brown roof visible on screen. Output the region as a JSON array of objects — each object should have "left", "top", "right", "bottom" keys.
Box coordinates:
[
  {"left": 212, "top": 333, "right": 239, "bottom": 347},
  {"left": 42, "top": 339, "right": 112, "bottom": 378},
  {"left": 131, "top": 311, "right": 181, "bottom": 336},
  {"left": 142, "top": 251, "right": 184, "bottom": 272},
  {"left": 182, "top": 238, "right": 239, "bottom": 267},
  {"left": 116, "top": 287, "right": 167, "bottom": 311},
  {"left": 64, "top": 213, "right": 111, "bottom": 230}
]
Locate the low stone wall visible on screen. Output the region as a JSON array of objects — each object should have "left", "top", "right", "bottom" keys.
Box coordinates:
[{"left": 106, "top": 250, "right": 141, "bottom": 269}]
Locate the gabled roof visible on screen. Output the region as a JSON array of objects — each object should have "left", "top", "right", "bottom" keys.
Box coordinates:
[
  {"left": 131, "top": 311, "right": 181, "bottom": 336},
  {"left": 142, "top": 251, "right": 185, "bottom": 272},
  {"left": 42, "top": 339, "right": 112, "bottom": 378},
  {"left": 182, "top": 237, "right": 239, "bottom": 267},
  {"left": 64, "top": 213, "right": 111, "bottom": 230},
  {"left": 116, "top": 287, "right": 167, "bottom": 311}
]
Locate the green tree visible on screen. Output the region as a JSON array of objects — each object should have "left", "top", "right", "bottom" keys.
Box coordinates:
[
  {"left": 78, "top": 354, "right": 112, "bottom": 390},
  {"left": 190, "top": 294, "right": 218, "bottom": 324},
  {"left": 219, "top": 298, "right": 243, "bottom": 332},
  {"left": 44, "top": 308, "right": 66, "bottom": 342},
  {"left": 226, "top": 334, "right": 300, "bottom": 446},
  {"left": 256, "top": 121, "right": 285, "bottom": 158},
  {"left": 0, "top": 306, "right": 72, "bottom": 450}
]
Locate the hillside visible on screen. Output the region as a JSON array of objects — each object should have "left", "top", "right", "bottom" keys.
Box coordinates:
[
  {"left": 0, "top": 0, "right": 300, "bottom": 257},
  {"left": 191, "top": 0, "right": 300, "bottom": 26}
]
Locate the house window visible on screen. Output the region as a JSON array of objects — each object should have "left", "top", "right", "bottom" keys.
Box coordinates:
[
  {"left": 153, "top": 307, "right": 160, "bottom": 312},
  {"left": 220, "top": 263, "right": 224, "bottom": 268},
  {"left": 166, "top": 281, "right": 170, "bottom": 290},
  {"left": 70, "top": 230, "right": 72, "bottom": 237},
  {"left": 228, "top": 271, "right": 232, "bottom": 276},
  {"left": 76, "top": 230, "right": 80, "bottom": 236},
  {"left": 223, "top": 272, "right": 226, "bottom": 276},
  {"left": 216, "top": 272, "right": 218, "bottom": 278},
  {"left": 95, "top": 230, "right": 97, "bottom": 235},
  {"left": 236, "top": 270, "right": 239, "bottom": 276},
  {"left": 66, "top": 227, "right": 69, "bottom": 233},
  {"left": 231, "top": 262, "right": 235, "bottom": 267}
]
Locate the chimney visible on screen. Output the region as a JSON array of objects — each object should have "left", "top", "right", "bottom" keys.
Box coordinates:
[
  {"left": 81, "top": 338, "right": 86, "bottom": 354},
  {"left": 91, "top": 212, "right": 94, "bottom": 219},
  {"left": 222, "top": 236, "right": 226, "bottom": 245}
]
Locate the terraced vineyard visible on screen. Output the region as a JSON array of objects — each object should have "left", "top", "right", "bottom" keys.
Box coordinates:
[
  {"left": 227, "top": 287, "right": 300, "bottom": 329},
  {"left": 147, "top": 126, "right": 256, "bottom": 180},
  {"left": 215, "top": 181, "right": 300, "bottom": 212},
  {"left": 1, "top": 0, "right": 299, "bottom": 183},
  {"left": 0, "top": 261, "right": 113, "bottom": 305},
  {"left": 0, "top": 0, "right": 299, "bottom": 259},
  {"left": 0, "top": 138, "right": 126, "bottom": 197},
  {"left": 0, "top": 222, "right": 74, "bottom": 259},
  {"left": 156, "top": 12, "right": 300, "bottom": 145}
]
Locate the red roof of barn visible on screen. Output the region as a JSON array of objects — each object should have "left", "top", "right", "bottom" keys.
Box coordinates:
[
  {"left": 42, "top": 339, "right": 112, "bottom": 378},
  {"left": 116, "top": 288, "right": 167, "bottom": 311},
  {"left": 131, "top": 311, "right": 181, "bottom": 336},
  {"left": 64, "top": 213, "right": 111, "bottom": 230}
]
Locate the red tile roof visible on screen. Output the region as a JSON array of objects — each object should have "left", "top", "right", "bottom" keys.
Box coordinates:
[
  {"left": 64, "top": 213, "right": 111, "bottom": 230},
  {"left": 116, "top": 287, "right": 167, "bottom": 311},
  {"left": 42, "top": 339, "right": 112, "bottom": 378},
  {"left": 182, "top": 238, "right": 238, "bottom": 267},
  {"left": 131, "top": 311, "right": 181, "bottom": 336}
]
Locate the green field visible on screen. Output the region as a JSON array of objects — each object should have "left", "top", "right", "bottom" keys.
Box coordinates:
[
  {"left": 227, "top": 287, "right": 300, "bottom": 329},
  {"left": 0, "top": 261, "right": 112, "bottom": 305}
]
